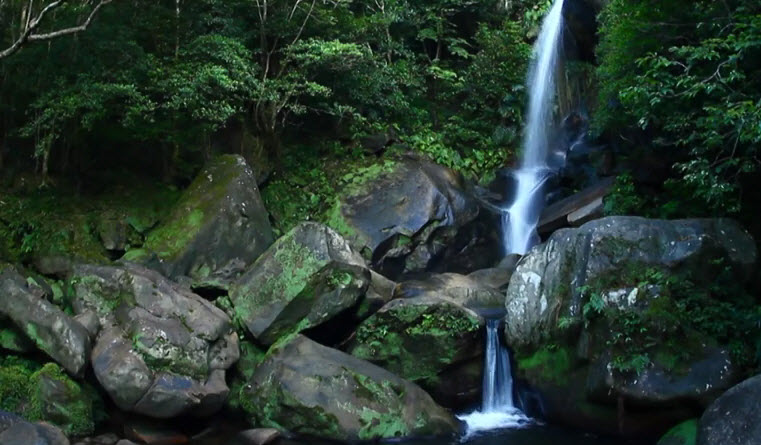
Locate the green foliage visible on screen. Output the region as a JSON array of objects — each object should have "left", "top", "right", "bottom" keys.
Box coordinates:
[
  {"left": 0, "top": 179, "right": 179, "bottom": 262},
  {"left": 603, "top": 173, "right": 645, "bottom": 216},
  {"left": 595, "top": 0, "right": 761, "bottom": 215},
  {"left": 577, "top": 261, "right": 761, "bottom": 376}
]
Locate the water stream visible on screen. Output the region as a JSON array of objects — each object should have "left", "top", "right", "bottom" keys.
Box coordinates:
[
  {"left": 457, "top": 320, "right": 529, "bottom": 437},
  {"left": 503, "top": 0, "right": 565, "bottom": 255}
]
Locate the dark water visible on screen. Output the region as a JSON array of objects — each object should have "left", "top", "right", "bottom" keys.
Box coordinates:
[{"left": 191, "top": 424, "right": 647, "bottom": 445}]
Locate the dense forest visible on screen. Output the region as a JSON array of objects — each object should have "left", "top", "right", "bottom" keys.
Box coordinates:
[
  {"left": 0, "top": 0, "right": 760, "bottom": 248},
  {"left": 1, "top": 0, "right": 760, "bottom": 444}
]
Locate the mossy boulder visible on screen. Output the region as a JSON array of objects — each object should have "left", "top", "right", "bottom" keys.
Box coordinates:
[
  {"left": 135, "top": 155, "right": 274, "bottom": 289},
  {"left": 0, "top": 265, "right": 90, "bottom": 376},
  {"left": 505, "top": 217, "right": 756, "bottom": 349},
  {"left": 241, "top": 334, "right": 461, "bottom": 441},
  {"left": 0, "top": 359, "right": 98, "bottom": 437},
  {"left": 697, "top": 374, "right": 761, "bottom": 445},
  {"left": 229, "top": 222, "right": 370, "bottom": 345},
  {"left": 504, "top": 217, "right": 757, "bottom": 438},
  {"left": 68, "top": 263, "right": 239, "bottom": 418},
  {"left": 327, "top": 156, "right": 496, "bottom": 279},
  {"left": 347, "top": 296, "right": 483, "bottom": 408}
]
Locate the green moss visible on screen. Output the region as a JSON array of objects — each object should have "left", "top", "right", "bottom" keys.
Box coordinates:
[
  {"left": 658, "top": 419, "right": 698, "bottom": 445},
  {"left": 244, "top": 379, "right": 342, "bottom": 439},
  {"left": 324, "top": 200, "right": 358, "bottom": 240},
  {"left": 0, "top": 356, "right": 36, "bottom": 413},
  {"left": 0, "top": 181, "right": 178, "bottom": 263},
  {"left": 517, "top": 344, "right": 575, "bottom": 385},
  {"left": 144, "top": 208, "right": 204, "bottom": 258},
  {"left": 26, "top": 363, "right": 95, "bottom": 436},
  {"left": 351, "top": 302, "right": 479, "bottom": 386},
  {"left": 0, "top": 358, "right": 96, "bottom": 436}
]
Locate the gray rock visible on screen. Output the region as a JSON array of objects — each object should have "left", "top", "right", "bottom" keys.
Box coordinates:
[
  {"left": 0, "top": 410, "right": 24, "bottom": 434},
  {"left": 697, "top": 374, "right": 761, "bottom": 445},
  {"left": 395, "top": 273, "right": 505, "bottom": 310},
  {"left": 0, "top": 265, "right": 90, "bottom": 376},
  {"left": 242, "top": 335, "right": 461, "bottom": 441},
  {"left": 505, "top": 217, "right": 756, "bottom": 348},
  {"left": 327, "top": 156, "right": 489, "bottom": 279},
  {"left": 0, "top": 421, "right": 70, "bottom": 445},
  {"left": 230, "top": 222, "right": 370, "bottom": 345},
  {"left": 504, "top": 217, "right": 757, "bottom": 437},
  {"left": 130, "top": 154, "right": 275, "bottom": 289},
  {"left": 71, "top": 263, "right": 238, "bottom": 418},
  {"left": 230, "top": 428, "right": 281, "bottom": 445}
]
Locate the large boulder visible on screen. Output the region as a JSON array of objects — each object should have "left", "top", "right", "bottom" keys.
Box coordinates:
[
  {"left": 697, "top": 374, "right": 761, "bottom": 445},
  {"left": 0, "top": 265, "right": 90, "bottom": 376},
  {"left": 347, "top": 296, "right": 483, "bottom": 408},
  {"left": 506, "top": 217, "right": 756, "bottom": 347},
  {"left": 68, "top": 263, "right": 238, "bottom": 418},
  {"left": 229, "top": 222, "right": 370, "bottom": 346},
  {"left": 326, "top": 156, "right": 499, "bottom": 279},
  {"left": 131, "top": 155, "right": 274, "bottom": 289},
  {"left": 504, "top": 217, "right": 756, "bottom": 437},
  {"left": 241, "top": 335, "right": 461, "bottom": 441}
]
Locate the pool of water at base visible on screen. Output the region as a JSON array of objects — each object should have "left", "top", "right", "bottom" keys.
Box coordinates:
[{"left": 191, "top": 424, "right": 648, "bottom": 445}]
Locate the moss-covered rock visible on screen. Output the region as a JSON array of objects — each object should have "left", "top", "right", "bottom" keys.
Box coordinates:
[
  {"left": 504, "top": 216, "right": 758, "bottom": 438},
  {"left": 0, "top": 265, "right": 90, "bottom": 376},
  {"left": 0, "top": 358, "right": 98, "bottom": 437},
  {"left": 347, "top": 296, "right": 482, "bottom": 408},
  {"left": 25, "top": 363, "right": 96, "bottom": 436},
  {"left": 68, "top": 263, "right": 239, "bottom": 418},
  {"left": 327, "top": 156, "right": 496, "bottom": 279},
  {"left": 229, "top": 222, "right": 370, "bottom": 345},
  {"left": 241, "top": 335, "right": 461, "bottom": 441},
  {"left": 138, "top": 155, "right": 275, "bottom": 289}
]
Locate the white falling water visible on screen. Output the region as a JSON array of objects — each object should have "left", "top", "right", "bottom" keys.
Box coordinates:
[
  {"left": 459, "top": 0, "right": 566, "bottom": 436},
  {"left": 457, "top": 320, "right": 529, "bottom": 437},
  {"left": 503, "top": 0, "right": 566, "bottom": 255}
]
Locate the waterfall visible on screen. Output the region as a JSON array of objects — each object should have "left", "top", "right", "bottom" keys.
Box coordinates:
[
  {"left": 503, "top": 0, "right": 566, "bottom": 255},
  {"left": 458, "top": 0, "right": 566, "bottom": 435},
  {"left": 457, "top": 320, "right": 529, "bottom": 436},
  {"left": 482, "top": 319, "right": 513, "bottom": 410}
]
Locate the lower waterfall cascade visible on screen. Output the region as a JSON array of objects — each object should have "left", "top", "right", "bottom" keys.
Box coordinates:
[{"left": 457, "top": 319, "right": 530, "bottom": 437}]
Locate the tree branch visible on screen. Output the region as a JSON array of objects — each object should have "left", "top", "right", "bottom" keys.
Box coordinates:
[{"left": 0, "top": 0, "right": 113, "bottom": 60}]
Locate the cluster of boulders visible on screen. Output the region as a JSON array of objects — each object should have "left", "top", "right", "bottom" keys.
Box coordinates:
[
  {"left": 0, "top": 155, "right": 509, "bottom": 444},
  {"left": 1, "top": 154, "right": 759, "bottom": 445}
]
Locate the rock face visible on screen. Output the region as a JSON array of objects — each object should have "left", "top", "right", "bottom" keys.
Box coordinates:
[
  {"left": 230, "top": 222, "right": 370, "bottom": 345},
  {"left": 504, "top": 217, "right": 756, "bottom": 437},
  {"left": 0, "top": 265, "right": 90, "bottom": 376},
  {"left": 0, "top": 420, "right": 70, "bottom": 445},
  {"left": 68, "top": 263, "right": 238, "bottom": 418},
  {"left": 697, "top": 374, "right": 761, "bottom": 445},
  {"left": 506, "top": 217, "right": 756, "bottom": 348},
  {"left": 327, "top": 156, "right": 496, "bottom": 279},
  {"left": 395, "top": 273, "right": 505, "bottom": 310},
  {"left": 134, "top": 155, "right": 274, "bottom": 288},
  {"left": 241, "top": 335, "right": 461, "bottom": 441},
  {"left": 347, "top": 296, "right": 483, "bottom": 407}
]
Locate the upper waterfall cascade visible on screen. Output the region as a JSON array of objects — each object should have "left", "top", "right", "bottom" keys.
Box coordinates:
[{"left": 502, "top": 0, "right": 566, "bottom": 255}]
